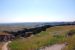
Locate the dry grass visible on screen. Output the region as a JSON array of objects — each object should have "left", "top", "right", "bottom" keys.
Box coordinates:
[
  {"left": 64, "top": 33, "right": 75, "bottom": 50},
  {"left": 9, "top": 25, "right": 75, "bottom": 50}
]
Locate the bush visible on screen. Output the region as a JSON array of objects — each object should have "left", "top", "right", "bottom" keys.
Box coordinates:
[{"left": 67, "top": 29, "right": 75, "bottom": 37}]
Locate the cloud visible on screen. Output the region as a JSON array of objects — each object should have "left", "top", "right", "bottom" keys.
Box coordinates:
[
  {"left": 0, "top": 16, "right": 75, "bottom": 23},
  {"left": 14, "top": 16, "right": 50, "bottom": 22}
]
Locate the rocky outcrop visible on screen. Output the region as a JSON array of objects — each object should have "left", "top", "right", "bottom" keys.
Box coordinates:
[
  {"left": 0, "top": 32, "right": 14, "bottom": 41},
  {"left": 2, "top": 25, "right": 52, "bottom": 40}
]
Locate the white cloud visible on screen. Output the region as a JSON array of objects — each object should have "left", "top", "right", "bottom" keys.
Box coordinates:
[
  {"left": 0, "top": 16, "right": 75, "bottom": 23},
  {"left": 14, "top": 16, "right": 51, "bottom": 22},
  {"left": 0, "top": 16, "right": 56, "bottom": 23}
]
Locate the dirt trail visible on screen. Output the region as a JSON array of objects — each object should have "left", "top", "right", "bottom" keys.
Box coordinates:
[
  {"left": 40, "top": 44, "right": 66, "bottom": 50},
  {"left": 2, "top": 41, "right": 11, "bottom": 50}
]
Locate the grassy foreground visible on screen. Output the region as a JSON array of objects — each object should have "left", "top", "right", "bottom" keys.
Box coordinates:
[
  {"left": 64, "top": 35, "right": 75, "bottom": 50},
  {"left": 9, "top": 25, "right": 75, "bottom": 50}
]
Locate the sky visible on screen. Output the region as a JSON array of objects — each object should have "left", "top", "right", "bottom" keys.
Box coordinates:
[{"left": 0, "top": 0, "right": 75, "bottom": 23}]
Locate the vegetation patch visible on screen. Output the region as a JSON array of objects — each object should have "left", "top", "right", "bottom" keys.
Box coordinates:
[
  {"left": 9, "top": 26, "right": 75, "bottom": 50},
  {"left": 64, "top": 30, "right": 75, "bottom": 50}
]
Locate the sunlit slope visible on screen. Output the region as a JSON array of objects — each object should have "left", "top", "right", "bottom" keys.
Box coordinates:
[{"left": 9, "top": 25, "right": 75, "bottom": 50}]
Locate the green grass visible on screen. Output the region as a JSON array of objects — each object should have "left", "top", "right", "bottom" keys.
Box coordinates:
[
  {"left": 9, "top": 25, "right": 75, "bottom": 50},
  {"left": 63, "top": 35, "right": 75, "bottom": 50},
  {"left": 63, "top": 29, "right": 75, "bottom": 50}
]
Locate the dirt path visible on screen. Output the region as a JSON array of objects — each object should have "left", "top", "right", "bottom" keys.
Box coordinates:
[
  {"left": 2, "top": 41, "right": 11, "bottom": 50},
  {"left": 40, "top": 44, "right": 66, "bottom": 50}
]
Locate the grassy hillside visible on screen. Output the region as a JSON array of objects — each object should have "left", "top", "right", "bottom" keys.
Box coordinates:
[
  {"left": 64, "top": 30, "right": 75, "bottom": 50},
  {"left": 9, "top": 25, "right": 75, "bottom": 50}
]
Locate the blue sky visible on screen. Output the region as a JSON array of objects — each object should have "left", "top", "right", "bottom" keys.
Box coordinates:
[{"left": 0, "top": 0, "right": 75, "bottom": 23}]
